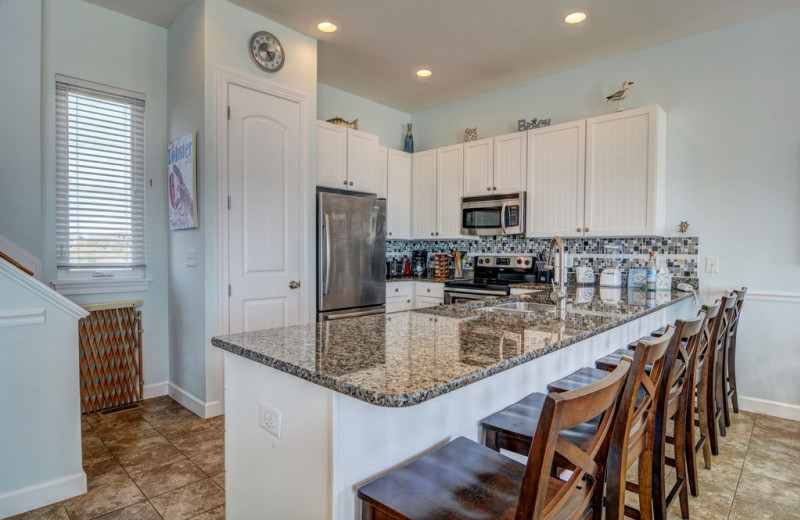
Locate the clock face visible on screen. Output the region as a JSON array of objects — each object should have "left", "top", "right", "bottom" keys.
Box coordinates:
[{"left": 249, "top": 31, "right": 284, "bottom": 72}]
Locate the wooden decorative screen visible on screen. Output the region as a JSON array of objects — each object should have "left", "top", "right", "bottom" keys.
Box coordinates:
[{"left": 79, "top": 300, "right": 143, "bottom": 413}]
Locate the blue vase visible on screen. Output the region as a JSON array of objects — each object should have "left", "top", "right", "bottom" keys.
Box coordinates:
[{"left": 404, "top": 123, "right": 414, "bottom": 153}]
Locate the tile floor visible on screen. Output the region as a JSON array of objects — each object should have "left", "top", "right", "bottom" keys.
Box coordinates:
[
  {"left": 8, "top": 398, "right": 800, "bottom": 519},
  {"left": 8, "top": 396, "right": 225, "bottom": 520}
]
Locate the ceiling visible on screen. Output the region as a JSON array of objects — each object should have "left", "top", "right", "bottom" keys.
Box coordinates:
[{"left": 85, "top": 0, "right": 800, "bottom": 113}]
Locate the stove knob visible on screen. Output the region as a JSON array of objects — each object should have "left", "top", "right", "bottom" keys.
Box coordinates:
[
  {"left": 524, "top": 260, "right": 531, "bottom": 266},
  {"left": 517, "top": 259, "right": 522, "bottom": 265}
]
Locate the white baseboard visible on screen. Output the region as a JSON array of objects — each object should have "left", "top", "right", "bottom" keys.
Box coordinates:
[
  {"left": 168, "top": 383, "right": 223, "bottom": 419},
  {"left": 0, "top": 471, "right": 86, "bottom": 518},
  {"left": 738, "top": 395, "right": 800, "bottom": 422},
  {"left": 143, "top": 381, "right": 169, "bottom": 399}
]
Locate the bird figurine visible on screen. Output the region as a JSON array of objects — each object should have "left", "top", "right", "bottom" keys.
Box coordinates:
[{"left": 605, "top": 81, "right": 634, "bottom": 112}]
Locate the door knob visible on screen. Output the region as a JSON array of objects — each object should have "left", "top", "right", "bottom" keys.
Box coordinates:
[{"left": 289, "top": 280, "right": 301, "bottom": 289}]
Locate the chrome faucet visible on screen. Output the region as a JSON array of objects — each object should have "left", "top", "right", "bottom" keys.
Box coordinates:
[{"left": 546, "top": 236, "right": 566, "bottom": 304}]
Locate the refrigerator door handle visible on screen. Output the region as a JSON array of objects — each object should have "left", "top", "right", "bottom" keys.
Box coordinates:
[{"left": 323, "top": 213, "right": 331, "bottom": 295}]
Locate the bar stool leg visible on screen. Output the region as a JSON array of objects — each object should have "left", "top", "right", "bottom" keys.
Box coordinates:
[{"left": 729, "top": 335, "right": 739, "bottom": 413}]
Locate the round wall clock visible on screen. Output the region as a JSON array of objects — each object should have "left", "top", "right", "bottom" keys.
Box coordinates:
[{"left": 249, "top": 31, "right": 285, "bottom": 72}]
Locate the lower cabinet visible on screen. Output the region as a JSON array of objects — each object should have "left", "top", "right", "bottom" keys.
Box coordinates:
[{"left": 386, "top": 281, "right": 444, "bottom": 312}]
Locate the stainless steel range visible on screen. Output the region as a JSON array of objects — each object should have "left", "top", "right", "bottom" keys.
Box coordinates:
[{"left": 443, "top": 255, "right": 537, "bottom": 304}]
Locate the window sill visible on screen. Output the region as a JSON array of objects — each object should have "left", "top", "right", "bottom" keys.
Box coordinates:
[{"left": 52, "top": 277, "right": 151, "bottom": 296}]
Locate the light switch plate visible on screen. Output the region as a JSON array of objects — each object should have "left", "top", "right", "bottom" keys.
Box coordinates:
[
  {"left": 186, "top": 249, "right": 197, "bottom": 267},
  {"left": 705, "top": 256, "right": 719, "bottom": 273}
]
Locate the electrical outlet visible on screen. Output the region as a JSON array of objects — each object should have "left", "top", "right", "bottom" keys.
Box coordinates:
[
  {"left": 705, "top": 256, "right": 719, "bottom": 273},
  {"left": 259, "top": 403, "right": 281, "bottom": 439}
]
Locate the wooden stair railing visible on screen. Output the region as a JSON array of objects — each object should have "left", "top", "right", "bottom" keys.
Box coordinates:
[{"left": 0, "top": 251, "right": 34, "bottom": 276}]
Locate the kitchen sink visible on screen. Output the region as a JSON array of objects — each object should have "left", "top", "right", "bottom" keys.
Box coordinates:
[{"left": 481, "top": 302, "right": 557, "bottom": 314}]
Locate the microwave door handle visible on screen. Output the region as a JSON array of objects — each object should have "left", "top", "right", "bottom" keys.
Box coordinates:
[
  {"left": 500, "top": 203, "right": 509, "bottom": 234},
  {"left": 323, "top": 214, "right": 331, "bottom": 295}
]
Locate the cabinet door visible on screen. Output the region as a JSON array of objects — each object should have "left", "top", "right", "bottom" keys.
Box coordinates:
[
  {"left": 377, "top": 146, "right": 388, "bottom": 199},
  {"left": 527, "top": 121, "right": 586, "bottom": 238},
  {"left": 347, "top": 128, "right": 380, "bottom": 194},
  {"left": 386, "top": 150, "right": 412, "bottom": 239},
  {"left": 316, "top": 121, "right": 348, "bottom": 189},
  {"left": 493, "top": 132, "right": 527, "bottom": 194},
  {"left": 463, "top": 137, "right": 494, "bottom": 196},
  {"left": 411, "top": 150, "right": 437, "bottom": 239},
  {"left": 584, "top": 106, "right": 665, "bottom": 236},
  {"left": 386, "top": 296, "right": 412, "bottom": 313},
  {"left": 436, "top": 144, "right": 464, "bottom": 238},
  {"left": 415, "top": 295, "right": 443, "bottom": 309}
]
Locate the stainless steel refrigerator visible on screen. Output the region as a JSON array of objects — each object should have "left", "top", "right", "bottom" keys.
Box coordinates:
[{"left": 317, "top": 192, "right": 386, "bottom": 321}]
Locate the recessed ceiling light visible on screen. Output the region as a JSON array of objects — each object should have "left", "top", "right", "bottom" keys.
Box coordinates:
[
  {"left": 416, "top": 69, "right": 432, "bottom": 78},
  {"left": 317, "top": 21, "right": 338, "bottom": 33},
  {"left": 564, "top": 12, "right": 587, "bottom": 24}
]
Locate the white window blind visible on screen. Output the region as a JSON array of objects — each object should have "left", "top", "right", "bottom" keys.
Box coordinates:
[{"left": 55, "top": 75, "right": 146, "bottom": 273}]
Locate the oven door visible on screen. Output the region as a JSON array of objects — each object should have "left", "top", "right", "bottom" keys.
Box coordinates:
[
  {"left": 461, "top": 193, "right": 525, "bottom": 236},
  {"left": 443, "top": 287, "right": 508, "bottom": 305}
]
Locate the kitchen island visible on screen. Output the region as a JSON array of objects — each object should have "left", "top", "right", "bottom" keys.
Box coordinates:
[{"left": 212, "top": 287, "right": 694, "bottom": 520}]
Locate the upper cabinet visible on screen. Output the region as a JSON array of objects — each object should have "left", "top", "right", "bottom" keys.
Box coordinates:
[
  {"left": 463, "top": 138, "right": 494, "bottom": 196},
  {"left": 527, "top": 120, "right": 586, "bottom": 237},
  {"left": 316, "top": 121, "right": 380, "bottom": 194},
  {"left": 377, "top": 146, "right": 388, "bottom": 199},
  {"left": 436, "top": 144, "right": 464, "bottom": 239},
  {"left": 411, "top": 150, "right": 438, "bottom": 239},
  {"left": 527, "top": 105, "right": 667, "bottom": 238},
  {"left": 493, "top": 132, "right": 527, "bottom": 194},
  {"left": 386, "top": 149, "right": 412, "bottom": 240},
  {"left": 583, "top": 106, "right": 666, "bottom": 237},
  {"left": 463, "top": 132, "right": 527, "bottom": 196}
]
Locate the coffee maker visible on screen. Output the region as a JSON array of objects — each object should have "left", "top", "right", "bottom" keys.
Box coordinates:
[{"left": 412, "top": 251, "right": 428, "bottom": 277}]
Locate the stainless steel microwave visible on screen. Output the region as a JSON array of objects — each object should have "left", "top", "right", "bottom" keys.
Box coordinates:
[{"left": 461, "top": 192, "right": 526, "bottom": 236}]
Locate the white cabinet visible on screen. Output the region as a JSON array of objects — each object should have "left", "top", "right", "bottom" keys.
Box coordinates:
[
  {"left": 415, "top": 282, "right": 444, "bottom": 308},
  {"left": 377, "top": 146, "right": 388, "bottom": 199},
  {"left": 493, "top": 132, "right": 527, "bottom": 194},
  {"left": 316, "top": 121, "right": 380, "bottom": 194},
  {"left": 584, "top": 106, "right": 666, "bottom": 237},
  {"left": 316, "top": 121, "right": 347, "bottom": 189},
  {"left": 463, "top": 137, "right": 494, "bottom": 196},
  {"left": 527, "top": 105, "right": 666, "bottom": 238},
  {"left": 386, "top": 149, "right": 412, "bottom": 239},
  {"left": 411, "top": 150, "right": 437, "bottom": 238},
  {"left": 386, "top": 282, "right": 413, "bottom": 313},
  {"left": 436, "top": 144, "right": 464, "bottom": 239},
  {"left": 463, "top": 133, "right": 527, "bottom": 196},
  {"left": 527, "top": 120, "right": 586, "bottom": 237}
]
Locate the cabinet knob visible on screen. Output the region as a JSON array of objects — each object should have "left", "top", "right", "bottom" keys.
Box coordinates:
[
  {"left": 388, "top": 231, "right": 392, "bottom": 236},
  {"left": 493, "top": 186, "right": 497, "bottom": 190},
  {"left": 427, "top": 288, "right": 431, "bottom": 293},
  {"left": 349, "top": 181, "right": 354, "bottom": 186},
  {"left": 431, "top": 232, "right": 434, "bottom": 236},
  {"left": 343, "top": 180, "right": 348, "bottom": 186},
  {"left": 395, "top": 288, "right": 399, "bottom": 292},
  {"left": 584, "top": 227, "right": 589, "bottom": 232},
  {"left": 407, "top": 299, "right": 411, "bottom": 303},
  {"left": 486, "top": 187, "right": 491, "bottom": 192},
  {"left": 435, "top": 232, "right": 439, "bottom": 236},
  {"left": 289, "top": 280, "right": 301, "bottom": 289}
]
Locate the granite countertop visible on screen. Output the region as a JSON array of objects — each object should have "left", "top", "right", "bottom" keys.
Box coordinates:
[{"left": 212, "top": 286, "right": 692, "bottom": 408}]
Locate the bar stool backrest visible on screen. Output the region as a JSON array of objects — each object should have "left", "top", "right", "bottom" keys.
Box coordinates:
[
  {"left": 605, "top": 326, "right": 676, "bottom": 520},
  {"left": 515, "top": 359, "right": 631, "bottom": 520}
]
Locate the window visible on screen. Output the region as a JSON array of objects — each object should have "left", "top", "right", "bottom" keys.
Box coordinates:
[{"left": 55, "top": 75, "right": 146, "bottom": 285}]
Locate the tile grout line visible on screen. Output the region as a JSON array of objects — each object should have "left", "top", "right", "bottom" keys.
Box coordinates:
[{"left": 724, "top": 413, "right": 758, "bottom": 519}]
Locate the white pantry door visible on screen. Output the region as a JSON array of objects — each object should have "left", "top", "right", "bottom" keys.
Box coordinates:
[{"left": 228, "top": 83, "right": 302, "bottom": 333}]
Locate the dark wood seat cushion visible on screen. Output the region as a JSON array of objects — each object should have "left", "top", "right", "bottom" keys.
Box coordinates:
[
  {"left": 481, "top": 392, "right": 599, "bottom": 451},
  {"left": 357, "top": 436, "right": 566, "bottom": 520}
]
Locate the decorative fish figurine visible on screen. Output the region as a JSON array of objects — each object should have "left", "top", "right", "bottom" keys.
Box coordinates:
[{"left": 326, "top": 116, "right": 359, "bottom": 130}]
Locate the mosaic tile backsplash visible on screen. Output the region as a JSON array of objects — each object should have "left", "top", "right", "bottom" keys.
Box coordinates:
[{"left": 387, "top": 236, "right": 700, "bottom": 280}]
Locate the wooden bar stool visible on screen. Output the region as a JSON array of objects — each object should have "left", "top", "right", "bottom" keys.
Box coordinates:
[
  {"left": 547, "top": 314, "right": 706, "bottom": 520},
  {"left": 723, "top": 287, "right": 747, "bottom": 426},
  {"left": 357, "top": 360, "right": 631, "bottom": 520},
  {"left": 686, "top": 301, "right": 721, "bottom": 497},
  {"left": 482, "top": 330, "right": 675, "bottom": 520},
  {"left": 710, "top": 295, "right": 737, "bottom": 447}
]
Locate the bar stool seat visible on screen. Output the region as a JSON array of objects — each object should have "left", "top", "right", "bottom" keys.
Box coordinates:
[
  {"left": 482, "top": 392, "right": 599, "bottom": 453},
  {"left": 358, "top": 436, "right": 540, "bottom": 520}
]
